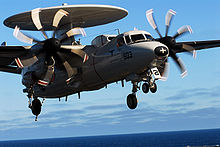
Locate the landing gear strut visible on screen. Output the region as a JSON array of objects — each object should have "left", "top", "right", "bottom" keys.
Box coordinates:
[
  {"left": 126, "top": 82, "right": 139, "bottom": 110},
  {"left": 26, "top": 87, "right": 42, "bottom": 121},
  {"left": 142, "top": 68, "right": 159, "bottom": 94}
]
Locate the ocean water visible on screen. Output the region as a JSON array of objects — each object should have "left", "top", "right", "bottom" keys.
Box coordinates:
[{"left": 0, "top": 129, "right": 220, "bottom": 147}]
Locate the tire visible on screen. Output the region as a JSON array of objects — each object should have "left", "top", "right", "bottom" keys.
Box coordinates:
[
  {"left": 31, "top": 99, "right": 42, "bottom": 116},
  {"left": 150, "top": 83, "right": 157, "bottom": 93},
  {"left": 142, "top": 83, "right": 149, "bottom": 94},
  {"left": 127, "top": 94, "right": 138, "bottom": 109}
]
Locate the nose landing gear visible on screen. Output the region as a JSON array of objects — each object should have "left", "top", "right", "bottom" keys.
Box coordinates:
[
  {"left": 150, "top": 83, "right": 157, "bottom": 93},
  {"left": 142, "top": 83, "right": 149, "bottom": 93},
  {"left": 142, "top": 82, "right": 157, "bottom": 94},
  {"left": 126, "top": 67, "right": 160, "bottom": 110}
]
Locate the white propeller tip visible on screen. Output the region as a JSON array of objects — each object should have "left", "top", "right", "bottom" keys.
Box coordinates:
[
  {"left": 193, "top": 50, "right": 197, "bottom": 59},
  {"left": 13, "top": 26, "right": 19, "bottom": 37},
  {"left": 181, "top": 70, "right": 188, "bottom": 78},
  {"left": 52, "top": 9, "right": 69, "bottom": 28},
  {"left": 168, "top": 9, "right": 176, "bottom": 15},
  {"left": 187, "top": 25, "right": 193, "bottom": 34},
  {"left": 80, "top": 28, "right": 87, "bottom": 37},
  {"left": 59, "top": 9, "right": 69, "bottom": 16},
  {"left": 160, "top": 77, "right": 168, "bottom": 81},
  {"left": 146, "top": 9, "right": 153, "bottom": 15},
  {"left": 83, "top": 54, "right": 89, "bottom": 63}
]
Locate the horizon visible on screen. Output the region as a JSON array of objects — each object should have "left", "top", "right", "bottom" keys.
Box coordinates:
[{"left": 1, "top": 128, "right": 220, "bottom": 142}]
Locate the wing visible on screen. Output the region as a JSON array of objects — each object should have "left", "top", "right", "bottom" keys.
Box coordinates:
[
  {"left": 175, "top": 40, "right": 220, "bottom": 53},
  {"left": 0, "top": 46, "right": 30, "bottom": 74}
]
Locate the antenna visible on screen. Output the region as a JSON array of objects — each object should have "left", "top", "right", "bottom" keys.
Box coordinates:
[
  {"left": 62, "top": 3, "right": 68, "bottom": 6},
  {"left": 115, "top": 29, "right": 120, "bottom": 35}
]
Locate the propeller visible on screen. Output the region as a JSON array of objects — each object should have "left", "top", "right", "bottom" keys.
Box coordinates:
[
  {"left": 13, "top": 8, "right": 88, "bottom": 86},
  {"left": 146, "top": 9, "right": 196, "bottom": 78}
]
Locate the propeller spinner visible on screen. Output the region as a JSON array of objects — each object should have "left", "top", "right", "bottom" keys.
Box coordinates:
[
  {"left": 146, "top": 9, "right": 196, "bottom": 78},
  {"left": 13, "top": 8, "right": 88, "bottom": 86}
]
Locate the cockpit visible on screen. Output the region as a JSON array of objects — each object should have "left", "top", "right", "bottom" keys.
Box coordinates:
[
  {"left": 117, "top": 30, "right": 154, "bottom": 47},
  {"left": 91, "top": 30, "right": 154, "bottom": 48}
]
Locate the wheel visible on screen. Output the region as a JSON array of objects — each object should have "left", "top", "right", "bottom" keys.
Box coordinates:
[
  {"left": 127, "top": 94, "right": 138, "bottom": 109},
  {"left": 142, "top": 83, "right": 149, "bottom": 94},
  {"left": 31, "top": 99, "right": 42, "bottom": 116},
  {"left": 150, "top": 83, "right": 157, "bottom": 93}
]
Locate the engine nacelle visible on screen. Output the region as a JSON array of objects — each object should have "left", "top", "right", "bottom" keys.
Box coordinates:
[
  {"left": 22, "top": 71, "right": 38, "bottom": 88},
  {"left": 21, "top": 59, "right": 49, "bottom": 88},
  {"left": 91, "top": 35, "right": 116, "bottom": 47}
]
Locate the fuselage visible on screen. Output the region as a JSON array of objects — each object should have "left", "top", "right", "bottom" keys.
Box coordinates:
[{"left": 21, "top": 30, "right": 168, "bottom": 98}]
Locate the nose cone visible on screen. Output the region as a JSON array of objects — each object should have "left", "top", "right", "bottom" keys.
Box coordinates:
[{"left": 154, "top": 46, "right": 169, "bottom": 57}]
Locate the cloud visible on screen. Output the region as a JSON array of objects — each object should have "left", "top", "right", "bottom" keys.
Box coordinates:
[
  {"left": 165, "top": 86, "right": 220, "bottom": 101},
  {"left": 1, "top": 86, "right": 220, "bottom": 133},
  {"left": 84, "top": 104, "right": 124, "bottom": 111},
  {"left": 166, "top": 102, "right": 195, "bottom": 108}
]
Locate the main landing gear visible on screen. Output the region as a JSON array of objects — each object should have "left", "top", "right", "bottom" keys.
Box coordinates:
[
  {"left": 26, "top": 87, "right": 42, "bottom": 121},
  {"left": 126, "top": 82, "right": 139, "bottom": 109},
  {"left": 30, "top": 99, "right": 42, "bottom": 121}
]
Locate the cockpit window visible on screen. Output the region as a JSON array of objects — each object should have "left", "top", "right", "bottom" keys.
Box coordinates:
[
  {"left": 125, "top": 35, "right": 131, "bottom": 44},
  {"left": 108, "top": 37, "right": 116, "bottom": 41},
  {"left": 117, "top": 37, "right": 125, "bottom": 47},
  {"left": 131, "top": 34, "right": 145, "bottom": 42},
  {"left": 145, "top": 34, "right": 154, "bottom": 41}
]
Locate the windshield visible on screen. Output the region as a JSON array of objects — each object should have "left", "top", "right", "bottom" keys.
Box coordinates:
[
  {"left": 145, "top": 34, "right": 154, "bottom": 41},
  {"left": 131, "top": 34, "right": 145, "bottom": 42},
  {"left": 125, "top": 35, "right": 131, "bottom": 44}
]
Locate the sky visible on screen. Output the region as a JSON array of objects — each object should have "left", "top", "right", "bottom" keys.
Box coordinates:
[{"left": 0, "top": 0, "right": 220, "bottom": 141}]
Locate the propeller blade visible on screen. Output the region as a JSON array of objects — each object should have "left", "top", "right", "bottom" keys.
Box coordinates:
[
  {"left": 60, "top": 45, "right": 89, "bottom": 63},
  {"left": 38, "top": 65, "right": 54, "bottom": 86},
  {"left": 59, "top": 28, "right": 86, "bottom": 42},
  {"left": 63, "top": 61, "right": 78, "bottom": 78},
  {"left": 66, "top": 28, "right": 86, "bottom": 38},
  {"left": 165, "top": 9, "right": 176, "bottom": 36},
  {"left": 182, "top": 44, "right": 197, "bottom": 58},
  {"left": 173, "top": 25, "right": 193, "bottom": 39},
  {"left": 169, "top": 50, "right": 187, "bottom": 78},
  {"left": 52, "top": 9, "right": 69, "bottom": 38},
  {"left": 15, "top": 55, "right": 38, "bottom": 68},
  {"left": 70, "top": 49, "right": 89, "bottom": 63},
  {"left": 13, "top": 26, "right": 40, "bottom": 44},
  {"left": 53, "top": 9, "right": 69, "bottom": 28},
  {"left": 146, "top": 9, "right": 162, "bottom": 38},
  {"left": 38, "top": 57, "right": 55, "bottom": 86},
  {"left": 160, "top": 61, "right": 170, "bottom": 81},
  {"left": 56, "top": 52, "right": 78, "bottom": 82},
  {"left": 31, "top": 8, "right": 48, "bottom": 39}
]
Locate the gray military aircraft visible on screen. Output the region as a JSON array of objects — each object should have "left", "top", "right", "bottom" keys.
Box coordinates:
[{"left": 1, "top": 4, "right": 220, "bottom": 121}]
